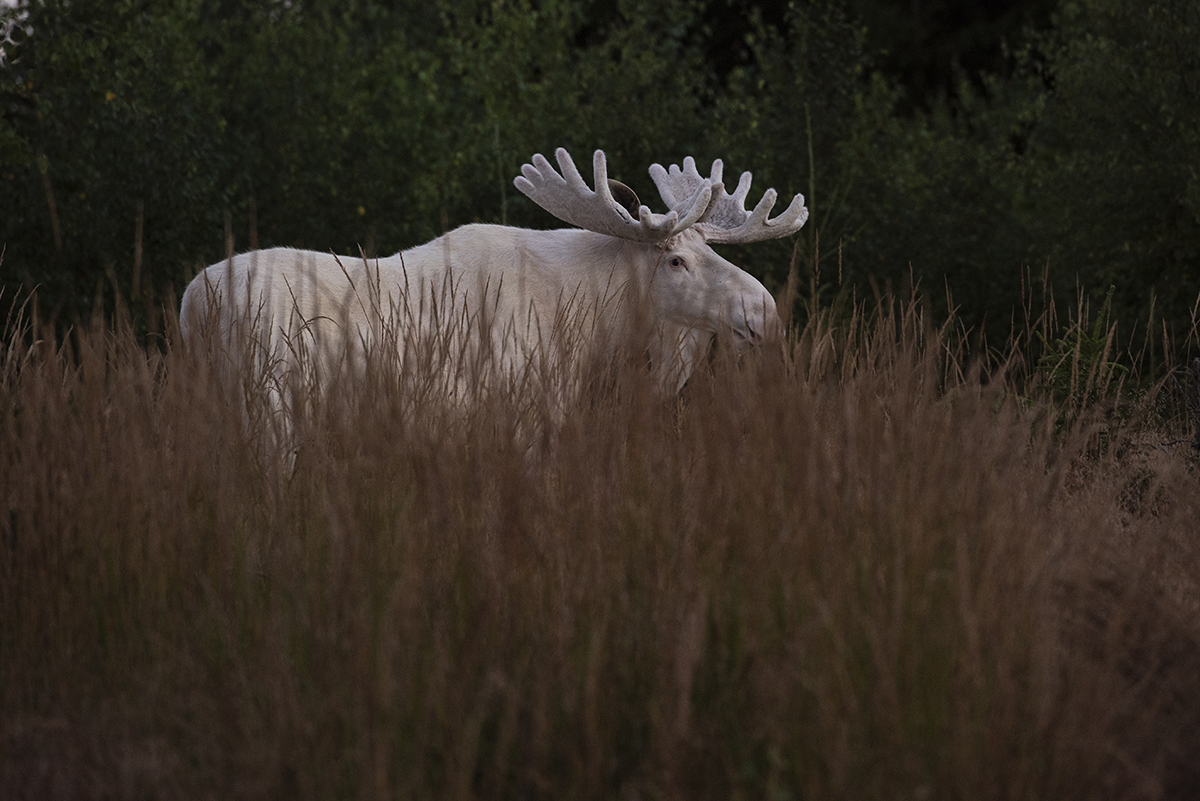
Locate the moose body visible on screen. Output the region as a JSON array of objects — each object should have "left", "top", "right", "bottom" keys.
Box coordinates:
[{"left": 180, "top": 148, "right": 807, "bottom": 414}]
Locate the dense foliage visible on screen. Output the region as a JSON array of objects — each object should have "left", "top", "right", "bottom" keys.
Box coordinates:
[{"left": 1, "top": 0, "right": 1197, "bottom": 354}]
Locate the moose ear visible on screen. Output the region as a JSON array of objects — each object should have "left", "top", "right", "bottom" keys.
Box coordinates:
[{"left": 606, "top": 179, "right": 642, "bottom": 219}]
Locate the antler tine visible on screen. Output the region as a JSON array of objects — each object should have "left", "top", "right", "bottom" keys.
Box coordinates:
[
  {"left": 697, "top": 164, "right": 808, "bottom": 244},
  {"left": 554, "top": 147, "right": 597, "bottom": 198},
  {"left": 727, "top": 170, "right": 752, "bottom": 207},
  {"left": 514, "top": 148, "right": 710, "bottom": 244},
  {"left": 650, "top": 156, "right": 723, "bottom": 214},
  {"left": 650, "top": 154, "right": 808, "bottom": 243}
]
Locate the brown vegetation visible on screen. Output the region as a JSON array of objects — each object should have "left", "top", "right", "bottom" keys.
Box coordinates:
[{"left": 2, "top": 290, "right": 1199, "bottom": 800}]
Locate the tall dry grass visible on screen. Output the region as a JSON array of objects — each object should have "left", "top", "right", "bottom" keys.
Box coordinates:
[{"left": 2, "top": 288, "right": 1199, "bottom": 800}]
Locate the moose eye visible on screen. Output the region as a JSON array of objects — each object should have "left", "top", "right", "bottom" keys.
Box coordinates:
[{"left": 669, "top": 256, "right": 687, "bottom": 270}]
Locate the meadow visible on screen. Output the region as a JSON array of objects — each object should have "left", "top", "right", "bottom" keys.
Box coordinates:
[{"left": 2, "top": 279, "right": 1199, "bottom": 800}]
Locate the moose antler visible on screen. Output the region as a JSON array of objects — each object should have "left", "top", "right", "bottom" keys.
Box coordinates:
[
  {"left": 650, "top": 156, "right": 808, "bottom": 244},
  {"left": 514, "top": 149, "right": 713, "bottom": 244}
]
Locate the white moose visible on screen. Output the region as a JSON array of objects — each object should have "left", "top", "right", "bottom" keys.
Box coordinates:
[{"left": 180, "top": 147, "right": 807, "bottom": 413}]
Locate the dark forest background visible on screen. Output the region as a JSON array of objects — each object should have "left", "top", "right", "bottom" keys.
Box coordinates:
[{"left": 1, "top": 0, "right": 1197, "bottom": 356}]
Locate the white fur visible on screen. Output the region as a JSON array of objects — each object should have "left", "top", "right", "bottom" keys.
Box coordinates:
[{"left": 180, "top": 223, "right": 779, "bottom": 409}]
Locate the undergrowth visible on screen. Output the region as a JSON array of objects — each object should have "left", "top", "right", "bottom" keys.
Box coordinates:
[{"left": 1, "top": 288, "right": 1199, "bottom": 800}]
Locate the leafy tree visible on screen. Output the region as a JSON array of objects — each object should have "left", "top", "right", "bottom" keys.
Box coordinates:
[
  {"left": 696, "top": 0, "right": 881, "bottom": 309},
  {"left": 834, "top": 0, "right": 1200, "bottom": 352},
  {"left": 1, "top": 0, "right": 226, "bottom": 316},
  {"left": 1015, "top": 0, "right": 1200, "bottom": 339},
  {"left": 2, "top": 0, "right": 1194, "bottom": 362},
  {"left": 845, "top": 0, "right": 1057, "bottom": 111}
]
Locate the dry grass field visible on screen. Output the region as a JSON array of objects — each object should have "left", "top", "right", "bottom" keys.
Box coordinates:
[{"left": 2, "top": 284, "right": 1199, "bottom": 800}]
